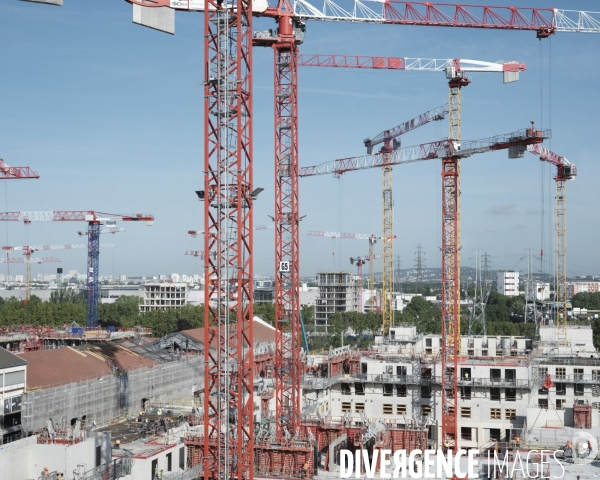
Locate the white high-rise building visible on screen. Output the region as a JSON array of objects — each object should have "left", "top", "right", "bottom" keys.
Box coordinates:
[{"left": 497, "top": 271, "right": 520, "bottom": 296}]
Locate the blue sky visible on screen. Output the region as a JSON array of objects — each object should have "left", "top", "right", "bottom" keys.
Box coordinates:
[{"left": 0, "top": 1, "right": 598, "bottom": 280}]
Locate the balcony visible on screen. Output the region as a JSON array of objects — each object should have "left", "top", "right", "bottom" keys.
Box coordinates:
[
  {"left": 458, "top": 377, "right": 529, "bottom": 388},
  {"left": 549, "top": 374, "right": 600, "bottom": 384}
]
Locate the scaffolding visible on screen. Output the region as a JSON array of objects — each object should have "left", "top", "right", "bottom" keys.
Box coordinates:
[{"left": 22, "top": 356, "right": 204, "bottom": 434}]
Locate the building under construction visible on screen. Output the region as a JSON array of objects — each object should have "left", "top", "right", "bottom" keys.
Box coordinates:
[
  {"left": 314, "top": 272, "right": 358, "bottom": 331},
  {"left": 0, "top": 320, "right": 597, "bottom": 479}
]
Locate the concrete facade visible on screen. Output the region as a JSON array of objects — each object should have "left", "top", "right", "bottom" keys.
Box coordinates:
[
  {"left": 315, "top": 272, "right": 358, "bottom": 330},
  {"left": 302, "top": 324, "right": 600, "bottom": 451},
  {"left": 497, "top": 271, "right": 520, "bottom": 296},
  {"left": 139, "top": 282, "right": 187, "bottom": 312},
  {"left": 567, "top": 281, "right": 600, "bottom": 299},
  {"left": 0, "top": 432, "right": 111, "bottom": 480}
]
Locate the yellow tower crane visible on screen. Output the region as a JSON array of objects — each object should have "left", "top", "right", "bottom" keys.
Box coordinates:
[
  {"left": 526, "top": 144, "right": 577, "bottom": 345},
  {"left": 364, "top": 105, "right": 448, "bottom": 332}
]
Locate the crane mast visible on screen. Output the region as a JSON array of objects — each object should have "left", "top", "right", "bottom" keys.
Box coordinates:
[
  {"left": 368, "top": 236, "right": 377, "bottom": 313},
  {"left": 272, "top": 1, "right": 302, "bottom": 436},
  {"left": 382, "top": 149, "right": 394, "bottom": 331},
  {"left": 202, "top": 0, "right": 255, "bottom": 477},
  {"left": 364, "top": 106, "right": 447, "bottom": 333},
  {"left": 440, "top": 69, "right": 469, "bottom": 452},
  {"left": 110, "top": 0, "right": 595, "bottom": 470},
  {"left": 527, "top": 144, "right": 576, "bottom": 345}
]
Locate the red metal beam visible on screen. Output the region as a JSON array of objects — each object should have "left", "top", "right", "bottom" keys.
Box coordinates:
[
  {"left": 274, "top": 40, "right": 302, "bottom": 436},
  {"left": 0, "top": 159, "right": 39, "bottom": 179},
  {"left": 383, "top": 2, "right": 555, "bottom": 36},
  {"left": 202, "top": 0, "right": 254, "bottom": 478}
]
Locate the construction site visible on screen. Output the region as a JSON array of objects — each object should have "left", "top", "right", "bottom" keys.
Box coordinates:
[{"left": 0, "top": 1, "right": 598, "bottom": 480}]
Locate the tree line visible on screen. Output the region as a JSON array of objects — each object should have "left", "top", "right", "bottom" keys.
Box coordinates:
[
  {"left": 0, "top": 293, "right": 204, "bottom": 338},
  {"left": 1, "top": 289, "right": 597, "bottom": 351}
]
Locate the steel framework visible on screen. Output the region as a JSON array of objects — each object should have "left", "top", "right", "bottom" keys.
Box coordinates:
[
  {"left": 0, "top": 159, "right": 39, "bottom": 180},
  {"left": 202, "top": 0, "right": 255, "bottom": 477},
  {"left": 0, "top": 211, "right": 152, "bottom": 326},
  {"left": 527, "top": 144, "right": 576, "bottom": 345},
  {"left": 3, "top": 243, "right": 114, "bottom": 306},
  {"left": 302, "top": 122, "right": 549, "bottom": 451},
  {"left": 364, "top": 106, "right": 447, "bottom": 333},
  {"left": 440, "top": 72, "right": 468, "bottom": 451},
  {"left": 269, "top": 0, "right": 302, "bottom": 435}
]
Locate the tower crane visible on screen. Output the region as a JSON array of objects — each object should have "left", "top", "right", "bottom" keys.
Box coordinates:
[
  {"left": 299, "top": 57, "right": 524, "bottom": 338},
  {"left": 0, "top": 255, "right": 60, "bottom": 301},
  {"left": 526, "top": 144, "right": 576, "bottom": 345},
  {"left": 3, "top": 243, "right": 116, "bottom": 305},
  {"left": 107, "top": 0, "right": 600, "bottom": 475},
  {"left": 302, "top": 125, "right": 549, "bottom": 451},
  {"left": 360, "top": 105, "right": 449, "bottom": 336},
  {"left": 350, "top": 253, "right": 382, "bottom": 313},
  {"left": 0, "top": 211, "right": 153, "bottom": 326}
]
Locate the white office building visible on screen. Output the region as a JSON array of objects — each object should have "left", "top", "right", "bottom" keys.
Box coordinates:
[{"left": 497, "top": 271, "right": 520, "bottom": 296}]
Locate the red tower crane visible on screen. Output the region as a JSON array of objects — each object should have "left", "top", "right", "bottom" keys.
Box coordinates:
[
  {"left": 301, "top": 125, "right": 549, "bottom": 450},
  {"left": 0, "top": 211, "right": 152, "bottom": 326},
  {"left": 110, "top": 1, "right": 600, "bottom": 477},
  {"left": 527, "top": 144, "right": 576, "bottom": 346}
]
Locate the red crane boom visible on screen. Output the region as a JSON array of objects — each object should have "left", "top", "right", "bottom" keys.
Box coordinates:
[{"left": 0, "top": 159, "right": 39, "bottom": 179}]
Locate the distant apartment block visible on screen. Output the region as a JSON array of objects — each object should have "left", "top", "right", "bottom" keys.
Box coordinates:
[
  {"left": 497, "top": 271, "right": 520, "bottom": 296},
  {"left": 315, "top": 272, "right": 357, "bottom": 331},
  {"left": 567, "top": 281, "right": 600, "bottom": 299},
  {"left": 139, "top": 282, "right": 187, "bottom": 312}
]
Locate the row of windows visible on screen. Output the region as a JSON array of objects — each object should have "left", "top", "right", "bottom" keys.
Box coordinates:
[
  {"left": 343, "top": 385, "right": 518, "bottom": 402},
  {"left": 359, "top": 405, "right": 517, "bottom": 419},
  {"left": 340, "top": 403, "right": 433, "bottom": 416},
  {"left": 341, "top": 402, "right": 365, "bottom": 413},
  {"left": 539, "top": 384, "right": 588, "bottom": 396},
  {"left": 538, "top": 398, "right": 568, "bottom": 410},
  {"left": 539, "top": 367, "right": 600, "bottom": 379},
  {"left": 489, "top": 408, "right": 516, "bottom": 420}
]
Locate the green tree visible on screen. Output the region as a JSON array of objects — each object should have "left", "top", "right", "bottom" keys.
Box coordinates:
[
  {"left": 394, "top": 296, "right": 441, "bottom": 334},
  {"left": 50, "top": 289, "right": 85, "bottom": 305},
  {"left": 254, "top": 303, "right": 275, "bottom": 325},
  {"left": 572, "top": 292, "right": 600, "bottom": 310}
]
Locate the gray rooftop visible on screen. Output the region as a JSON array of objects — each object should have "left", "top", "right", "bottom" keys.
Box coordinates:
[{"left": 0, "top": 347, "right": 27, "bottom": 369}]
